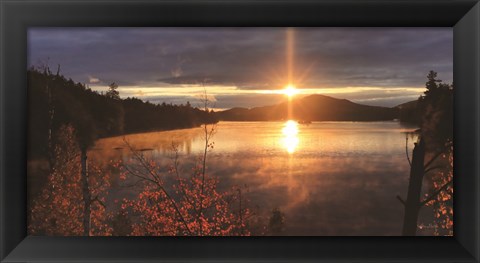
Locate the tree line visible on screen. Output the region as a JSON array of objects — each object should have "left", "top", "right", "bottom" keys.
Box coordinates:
[{"left": 28, "top": 67, "right": 217, "bottom": 161}]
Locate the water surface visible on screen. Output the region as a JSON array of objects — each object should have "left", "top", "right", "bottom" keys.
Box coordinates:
[{"left": 91, "top": 121, "right": 421, "bottom": 235}]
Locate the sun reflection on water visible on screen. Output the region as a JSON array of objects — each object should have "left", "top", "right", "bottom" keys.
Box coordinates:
[{"left": 282, "top": 120, "right": 299, "bottom": 154}]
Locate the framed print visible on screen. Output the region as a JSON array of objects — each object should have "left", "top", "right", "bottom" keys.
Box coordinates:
[
  {"left": 25, "top": 27, "right": 456, "bottom": 238},
  {"left": 1, "top": 0, "right": 479, "bottom": 262}
]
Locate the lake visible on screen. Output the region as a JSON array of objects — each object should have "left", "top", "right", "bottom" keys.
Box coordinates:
[{"left": 90, "top": 121, "right": 430, "bottom": 236}]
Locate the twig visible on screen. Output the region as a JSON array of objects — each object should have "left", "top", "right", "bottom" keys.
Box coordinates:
[
  {"left": 171, "top": 143, "right": 193, "bottom": 206},
  {"left": 90, "top": 195, "right": 106, "bottom": 208},
  {"left": 396, "top": 195, "right": 406, "bottom": 206},
  {"left": 405, "top": 136, "right": 412, "bottom": 167},
  {"left": 123, "top": 137, "right": 163, "bottom": 183},
  {"left": 122, "top": 164, "right": 159, "bottom": 185},
  {"left": 423, "top": 151, "right": 443, "bottom": 171},
  {"left": 424, "top": 165, "right": 445, "bottom": 174},
  {"left": 420, "top": 179, "right": 453, "bottom": 207},
  {"left": 122, "top": 179, "right": 145, "bottom": 188},
  {"left": 197, "top": 83, "right": 217, "bottom": 235},
  {"left": 122, "top": 138, "right": 193, "bottom": 235}
]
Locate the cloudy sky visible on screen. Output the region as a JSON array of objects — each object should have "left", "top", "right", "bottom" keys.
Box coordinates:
[{"left": 28, "top": 27, "right": 452, "bottom": 109}]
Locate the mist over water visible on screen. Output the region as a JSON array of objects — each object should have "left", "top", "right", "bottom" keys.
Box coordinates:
[{"left": 91, "top": 121, "right": 427, "bottom": 236}]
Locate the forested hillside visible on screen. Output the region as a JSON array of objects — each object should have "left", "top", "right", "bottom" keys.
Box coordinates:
[{"left": 28, "top": 68, "right": 216, "bottom": 160}]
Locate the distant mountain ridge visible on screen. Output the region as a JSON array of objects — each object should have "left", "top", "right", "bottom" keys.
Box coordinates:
[
  {"left": 394, "top": 99, "right": 420, "bottom": 124},
  {"left": 216, "top": 94, "right": 400, "bottom": 121}
]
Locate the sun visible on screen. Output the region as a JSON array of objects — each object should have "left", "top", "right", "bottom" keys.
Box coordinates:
[{"left": 283, "top": 84, "right": 298, "bottom": 98}]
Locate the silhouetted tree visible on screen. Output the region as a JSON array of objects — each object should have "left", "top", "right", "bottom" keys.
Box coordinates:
[
  {"left": 399, "top": 71, "right": 453, "bottom": 236},
  {"left": 268, "top": 208, "right": 285, "bottom": 235},
  {"left": 418, "top": 70, "right": 453, "bottom": 150},
  {"left": 105, "top": 82, "right": 120, "bottom": 100}
]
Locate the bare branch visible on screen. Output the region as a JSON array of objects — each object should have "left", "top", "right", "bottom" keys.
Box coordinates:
[
  {"left": 170, "top": 142, "right": 193, "bottom": 207},
  {"left": 424, "top": 165, "right": 445, "bottom": 174},
  {"left": 396, "top": 195, "right": 406, "bottom": 206},
  {"left": 122, "top": 137, "right": 162, "bottom": 183},
  {"left": 405, "top": 136, "right": 412, "bottom": 167},
  {"left": 423, "top": 151, "right": 443, "bottom": 171},
  {"left": 122, "top": 164, "right": 158, "bottom": 185},
  {"left": 121, "top": 178, "right": 146, "bottom": 188},
  {"left": 196, "top": 82, "right": 218, "bottom": 235},
  {"left": 90, "top": 195, "right": 106, "bottom": 208},
  {"left": 420, "top": 179, "right": 453, "bottom": 207},
  {"left": 122, "top": 137, "right": 193, "bottom": 235},
  {"left": 56, "top": 64, "right": 61, "bottom": 77}
]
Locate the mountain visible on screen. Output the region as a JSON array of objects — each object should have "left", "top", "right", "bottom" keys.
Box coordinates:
[
  {"left": 395, "top": 100, "right": 418, "bottom": 110},
  {"left": 395, "top": 99, "right": 420, "bottom": 124},
  {"left": 216, "top": 94, "right": 399, "bottom": 121}
]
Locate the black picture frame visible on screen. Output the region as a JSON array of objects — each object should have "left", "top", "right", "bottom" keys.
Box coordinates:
[{"left": 1, "top": 0, "right": 479, "bottom": 262}]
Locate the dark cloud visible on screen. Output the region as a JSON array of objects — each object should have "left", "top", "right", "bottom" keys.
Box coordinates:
[
  {"left": 28, "top": 27, "right": 452, "bottom": 107},
  {"left": 157, "top": 74, "right": 250, "bottom": 85}
]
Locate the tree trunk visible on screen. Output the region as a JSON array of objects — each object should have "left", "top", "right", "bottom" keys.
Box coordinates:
[
  {"left": 402, "top": 137, "right": 426, "bottom": 236},
  {"left": 47, "top": 81, "right": 56, "bottom": 171},
  {"left": 80, "top": 147, "right": 91, "bottom": 236}
]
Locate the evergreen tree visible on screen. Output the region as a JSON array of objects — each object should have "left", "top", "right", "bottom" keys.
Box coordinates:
[{"left": 105, "top": 82, "right": 120, "bottom": 100}]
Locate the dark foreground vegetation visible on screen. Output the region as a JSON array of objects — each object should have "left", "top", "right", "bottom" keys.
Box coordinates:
[{"left": 396, "top": 71, "right": 453, "bottom": 236}]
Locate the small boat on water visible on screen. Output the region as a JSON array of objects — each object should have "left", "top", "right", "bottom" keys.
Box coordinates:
[{"left": 298, "top": 120, "right": 312, "bottom": 125}]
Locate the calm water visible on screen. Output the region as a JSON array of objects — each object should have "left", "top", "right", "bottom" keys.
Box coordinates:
[{"left": 91, "top": 121, "right": 424, "bottom": 236}]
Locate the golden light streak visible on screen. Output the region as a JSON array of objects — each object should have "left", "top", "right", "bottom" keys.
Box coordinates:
[
  {"left": 283, "top": 84, "right": 299, "bottom": 98},
  {"left": 89, "top": 84, "right": 426, "bottom": 102}
]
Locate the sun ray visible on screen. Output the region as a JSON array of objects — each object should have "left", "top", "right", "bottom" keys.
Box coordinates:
[{"left": 286, "top": 28, "right": 295, "bottom": 85}]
